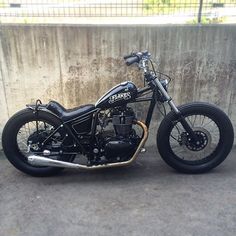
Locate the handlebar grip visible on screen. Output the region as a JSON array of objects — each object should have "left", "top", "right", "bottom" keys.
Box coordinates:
[
  {"left": 125, "top": 56, "right": 139, "bottom": 66},
  {"left": 124, "top": 54, "right": 133, "bottom": 60}
]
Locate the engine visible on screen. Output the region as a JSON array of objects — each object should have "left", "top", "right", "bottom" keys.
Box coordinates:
[
  {"left": 96, "top": 107, "right": 140, "bottom": 163},
  {"left": 112, "top": 107, "right": 134, "bottom": 137}
]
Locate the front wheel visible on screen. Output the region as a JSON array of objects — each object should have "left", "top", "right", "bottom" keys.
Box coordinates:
[{"left": 157, "top": 102, "right": 234, "bottom": 173}]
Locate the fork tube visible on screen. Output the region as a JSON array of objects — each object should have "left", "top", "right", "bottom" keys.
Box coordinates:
[
  {"left": 153, "top": 78, "right": 197, "bottom": 140},
  {"left": 153, "top": 78, "right": 180, "bottom": 113}
]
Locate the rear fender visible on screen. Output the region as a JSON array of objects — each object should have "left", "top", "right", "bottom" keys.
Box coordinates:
[{"left": 26, "top": 104, "right": 61, "bottom": 121}]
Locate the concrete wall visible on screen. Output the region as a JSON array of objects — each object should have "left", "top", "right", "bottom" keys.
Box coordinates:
[{"left": 0, "top": 25, "right": 236, "bottom": 148}]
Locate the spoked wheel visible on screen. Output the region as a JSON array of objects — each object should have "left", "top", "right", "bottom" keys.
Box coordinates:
[
  {"left": 17, "top": 120, "right": 72, "bottom": 161},
  {"left": 157, "top": 102, "right": 234, "bottom": 173},
  {"left": 2, "top": 109, "right": 75, "bottom": 177}
]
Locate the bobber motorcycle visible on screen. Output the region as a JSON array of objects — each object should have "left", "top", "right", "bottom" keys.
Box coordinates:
[{"left": 2, "top": 51, "right": 234, "bottom": 177}]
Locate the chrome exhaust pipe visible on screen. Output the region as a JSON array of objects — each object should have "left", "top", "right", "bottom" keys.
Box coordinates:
[
  {"left": 27, "top": 120, "right": 148, "bottom": 170},
  {"left": 28, "top": 155, "right": 83, "bottom": 169},
  {"left": 28, "top": 155, "right": 123, "bottom": 170}
]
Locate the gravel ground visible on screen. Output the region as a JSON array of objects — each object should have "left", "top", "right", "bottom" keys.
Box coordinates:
[{"left": 0, "top": 146, "right": 236, "bottom": 236}]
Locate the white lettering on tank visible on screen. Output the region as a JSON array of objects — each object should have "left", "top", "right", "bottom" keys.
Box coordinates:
[{"left": 108, "top": 92, "right": 131, "bottom": 104}]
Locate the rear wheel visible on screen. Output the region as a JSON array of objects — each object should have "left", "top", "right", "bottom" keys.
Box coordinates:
[
  {"left": 157, "top": 102, "right": 234, "bottom": 173},
  {"left": 2, "top": 109, "right": 74, "bottom": 177}
]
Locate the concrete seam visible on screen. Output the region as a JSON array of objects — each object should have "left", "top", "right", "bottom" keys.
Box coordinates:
[
  {"left": 0, "top": 33, "right": 10, "bottom": 118},
  {"left": 55, "top": 28, "right": 64, "bottom": 104}
]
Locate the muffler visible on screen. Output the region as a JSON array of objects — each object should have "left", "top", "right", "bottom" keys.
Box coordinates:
[
  {"left": 28, "top": 155, "right": 83, "bottom": 169},
  {"left": 27, "top": 120, "right": 148, "bottom": 170},
  {"left": 28, "top": 155, "right": 113, "bottom": 170}
]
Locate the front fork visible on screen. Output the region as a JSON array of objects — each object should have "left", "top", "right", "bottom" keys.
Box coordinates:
[{"left": 154, "top": 78, "right": 198, "bottom": 141}]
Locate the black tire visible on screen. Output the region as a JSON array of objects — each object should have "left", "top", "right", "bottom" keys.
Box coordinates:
[
  {"left": 157, "top": 102, "right": 234, "bottom": 173},
  {"left": 2, "top": 108, "right": 72, "bottom": 177}
]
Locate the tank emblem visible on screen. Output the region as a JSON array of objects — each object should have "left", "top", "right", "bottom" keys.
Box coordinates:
[{"left": 108, "top": 92, "right": 131, "bottom": 104}]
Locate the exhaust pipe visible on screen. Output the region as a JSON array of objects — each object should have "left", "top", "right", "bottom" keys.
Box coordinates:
[
  {"left": 27, "top": 120, "right": 148, "bottom": 170},
  {"left": 28, "top": 155, "right": 127, "bottom": 170},
  {"left": 28, "top": 155, "right": 83, "bottom": 169}
]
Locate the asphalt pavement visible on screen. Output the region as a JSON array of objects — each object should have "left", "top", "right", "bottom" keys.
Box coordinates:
[{"left": 0, "top": 146, "right": 236, "bottom": 236}]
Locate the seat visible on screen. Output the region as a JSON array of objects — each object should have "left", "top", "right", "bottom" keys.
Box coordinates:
[{"left": 47, "top": 101, "right": 95, "bottom": 122}]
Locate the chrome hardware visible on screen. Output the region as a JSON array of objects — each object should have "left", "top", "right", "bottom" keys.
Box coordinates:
[
  {"left": 154, "top": 78, "right": 180, "bottom": 114},
  {"left": 27, "top": 141, "right": 32, "bottom": 153},
  {"left": 93, "top": 148, "right": 99, "bottom": 154},
  {"left": 43, "top": 150, "right": 51, "bottom": 156}
]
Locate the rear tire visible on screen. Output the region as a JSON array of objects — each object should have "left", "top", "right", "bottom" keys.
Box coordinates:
[
  {"left": 157, "top": 102, "right": 234, "bottom": 173},
  {"left": 2, "top": 109, "right": 71, "bottom": 177}
]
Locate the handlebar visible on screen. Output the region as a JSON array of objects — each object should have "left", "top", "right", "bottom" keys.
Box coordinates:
[
  {"left": 123, "top": 54, "right": 134, "bottom": 60},
  {"left": 123, "top": 51, "right": 170, "bottom": 86},
  {"left": 124, "top": 50, "right": 156, "bottom": 83},
  {"left": 124, "top": 50, "right": 150, "bottom": 66},
  {"left": 125, "top": 56, "right": 140, "bottom": 66}
]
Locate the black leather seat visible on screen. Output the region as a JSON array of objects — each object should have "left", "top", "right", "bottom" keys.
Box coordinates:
[{"left": 47, "top": 101, "right": 95, "bottom": 122}]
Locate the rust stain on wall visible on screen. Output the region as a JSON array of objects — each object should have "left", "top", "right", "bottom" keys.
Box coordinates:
[{"left": 45, "top": 57, "right": 143, "bottom": 108}]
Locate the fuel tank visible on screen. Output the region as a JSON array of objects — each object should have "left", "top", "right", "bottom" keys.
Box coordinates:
[{"left": 95, "top": 81, "right": 137, "bottom": 109}]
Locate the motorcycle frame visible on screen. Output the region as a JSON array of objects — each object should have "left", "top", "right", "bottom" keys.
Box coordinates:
[
  {"left": 31, "top": 76, "right": 196, "bottom": 157},
  {"left": 31, "top": 84, "right": 162, "bottom": 156}
]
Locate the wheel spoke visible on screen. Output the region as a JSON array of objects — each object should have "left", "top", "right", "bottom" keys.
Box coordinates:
[
  {"left": 17, "top": 120, "right": 64, "bottom": 158},
  {"left": 170, "top": 113, "right": 220, "bottom": 162},
  {"left": 187, "top": 116, "right": 193, "bottom": 127},
  {"left": 192, "top": 115, "right": 197, "bottom": 127},
  {"left": 202, "top": 119, "right": 213, "bottom": 128},
  {"left": 201, "top": 115, "right": 206, "bottom": 126}
]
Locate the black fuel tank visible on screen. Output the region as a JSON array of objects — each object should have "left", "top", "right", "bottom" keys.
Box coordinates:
[{"left": 95, "top": 81, "right": 137, "bottom": 109}]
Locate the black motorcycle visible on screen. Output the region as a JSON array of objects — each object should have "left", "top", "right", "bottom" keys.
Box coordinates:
[{"left": 2, "top": 51, "right": 234, "bottom": 177}]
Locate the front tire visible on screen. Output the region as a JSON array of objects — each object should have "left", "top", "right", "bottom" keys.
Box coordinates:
[{"left": 157, "top": 102, "right": 234, "bottom": 173}]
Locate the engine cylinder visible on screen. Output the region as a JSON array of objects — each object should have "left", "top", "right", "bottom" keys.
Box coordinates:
[
  {"left": 112, "top": 115, "right": 133, "bottom": 136},
  {"left": 112, "top": 107, "right": 135, "bottom": 137}
]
